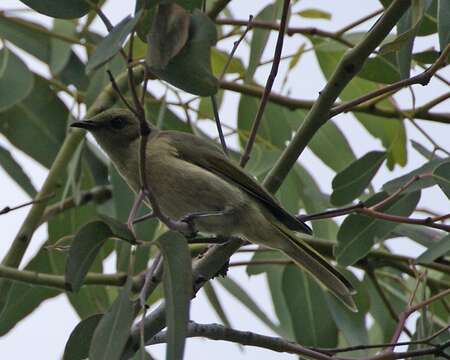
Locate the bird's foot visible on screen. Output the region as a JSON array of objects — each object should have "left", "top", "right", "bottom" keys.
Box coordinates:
[{"left": 178, "top": 214, "right": 198, "bottom": 238}]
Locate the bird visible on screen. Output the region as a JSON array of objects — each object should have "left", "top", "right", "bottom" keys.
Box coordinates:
[{"left": 71, "top": 108, "right": 356, "bottom": 310}]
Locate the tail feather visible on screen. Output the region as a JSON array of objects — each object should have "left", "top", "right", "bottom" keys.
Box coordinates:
[{"left": 277, "top": 228, "right": 357, "bottom": 311}]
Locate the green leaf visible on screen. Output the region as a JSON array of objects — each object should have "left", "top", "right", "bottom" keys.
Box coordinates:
[
  {"left": 89, "top": 278, "right": 134, "bottom": 360},
  {"left": 331, "top": 151, "right": 386, "bottom": 206},
  {"left": 65, "top": 221, "right": 112, "bottom": 292},
  {"left": 210, "top": 48, "right": 245, "bottom": 77},
  {"left": 237, "top": 96, "right": 291, "bottom": 150},
  {"left": 98, "top": 214, "right": 136, "bottom": 244},
  {"left": 438, "top": 0, "right": 450, "bottom": 51},
  {"left": 366, "top": 273, "right": 408, "bottom": 342},
  {"left": 246, "top": 3, "right": 279, "bottom": 82},
  {"left": 50, "top": 19, "right": 76, "bottom": 75},
  {"left": 391, "top": 224, "right": 445, "bottom": 248},
  {"left": 416, "top": 234, "right": 450, "bottom": 264},
  {"left": 0, "top": 75, "right": 68, "bottom": 168},
  {"left": 202, "top": 282, "right": 232, "bottom": 328},
  {"left": 282, "top": 265, "right": 338, "bottom": 347},
  {"left": 48, "top": 168, "right": 112, "bottom": 318},
  {"left": 0, "top": 144, "right": 37, "bottom": 197},
  {"left": 217, "top": 276, "right": 281, "bottom": 334},
  {"left": 412, "top": 49, "right": 440, "bottom": 64},
  {"left": 297, "top": 9, "right": 331, "bottom": 20},
  {"left": 433, "top": 161, "right": 450, "bottom": 198},
  {"left": 18, "top": 0, "right": 97, "bottom": 19},
  {"left": 383, "top": 158, "right": 450, "bottom": 194},
  {"left": 411, "top": 140, "right": 441, "bottom": 160},
  {"left": 0, "top": 48, "right": 34, "bottom": 111},
  {"left": 86, "top": 13, "right": 141, "bottom": 74},
  {"left": 246, "top": 250, "right": 294, "bottom": 338},
  {"left": 358, "top": 55, "right": 401, "bottom": 84},
  {"left": 308, "top": 118, "right": 357, "bottom": 173},
  {"left": 150, "top": 10, "right": 218, "bottom": 96},
  {"left": 63, "top": 314, "right": 103, "bottom": 360},
  {"left": 336, "top": 191, "right": 421, "bottom": 266},
  {"left": 156, "top": 231, "right": 192, "bottom": 360},
  {"left": 0, "top": 245, "right": 60, "bottom": 336},
  {"left": 0, "top": 16, "right": 50, "bottom": 62},
  {"left": 146, "top": 3, "right": 190, "bottom": 69},
  {"left": 313, "top": 38, "right": 407, "bottom": 168},
  {"left": 325, "top": 272, "right": 369, "bottom": 349}
]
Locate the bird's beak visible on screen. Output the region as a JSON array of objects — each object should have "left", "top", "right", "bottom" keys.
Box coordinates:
[{"left": 70, "top": 120, "right": 99, "bottom": 130}]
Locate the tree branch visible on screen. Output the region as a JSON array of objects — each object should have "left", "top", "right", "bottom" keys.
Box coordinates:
[
  {"left": 329, "top": 44, "right": 450, "bottom": 117},
  {"left": 219, "top": 80, "right": 450, "bottom": 124},
  {"left": 147, "top": 322, "right": 340, "bottom": 360}
]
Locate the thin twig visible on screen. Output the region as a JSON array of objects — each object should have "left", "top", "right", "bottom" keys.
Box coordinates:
[
  {"left": 330, "top": 44, "right": 450, "bottom": 118},
  {"left": 240, "top": 0, "right": 291, "bottom": 167},
  {"left": 211, "top": 95, "right": 228, "bottom": 155},
  {"left": 216, "top": 18, "right": 353, "bottom": 47},
  {"left": 0, "top": 193, "right": 55, "bottom": 216},
  {"left": 218, "top": 15, "right": 253, "bottom": 81},
  {"left": 336, "top": 8, "right": 384, "bottom": 35}
]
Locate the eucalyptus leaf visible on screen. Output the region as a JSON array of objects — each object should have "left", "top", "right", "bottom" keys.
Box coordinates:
[
  {"left": 0, "top": 245, "right": 60, "bottom": 336},
  {"left": 0, "top": 144, "right": 37, "bottom": 197},
  {"left": 86, "top": 13, "right": 141, "bottom": 74},
  {"left": 336, "top": 191, "right": 421, "bottom": 266},
  {"left": 416, "top": 234, "right": 450, "bottom": 264},
  {"left": 331, "top": 151, "right": 386, "bottom": 206},
  {"left": 383, "top": 158, "right": 450, "bottom": 194},
  {"left": 282, "top": 265, "right": 338, "bottom": 347},
  {"left": 433, "top": 161, "right": 450, "bottom": 198},
  {"left": 146, "top": 3, "right": 190, "bottom": 69},
  {"left": 297, "top": 9, "right": 331, "bottom": 20},
  {"left": 89, "top": 278, "right": 134, "bottom": 360},
  {"left": 149, "top": 10, "right": 218, "bottom": 96},
  {"left": 156, "top": 231, "right": 192, "bottom": 360},
  {"left": 18, "top": 0, "right": 97, "bottom": 19},
  {"left": 65, "top": 221, "right": 112, "bottom": 292},
  {"left": 0, "top": 48, "right": 34, "bottom": 111},
  {"left": 203, "top": 282, "right": 232, "bottom": 328},
  {"left": 63, "top": 314, "right": 103, "bottom": 360},
  {"left": 98, "top": 214, "right": 137, "bottom": 244},
  {"left": 217, "top": 276, "right": 281, "bottom": 334},
  {"left": 0, "top": 75, "right": 68, "bottom": 168},
  {"left": 438, "top": 0, "right": 450, "bottom": 51},
  {"left": 50, "top": 19, "right": 77, "bottom": 75}
]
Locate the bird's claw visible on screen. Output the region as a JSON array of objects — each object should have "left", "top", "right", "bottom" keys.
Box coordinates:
[{"left": 179, "top": 214, "right": 198, "bottom": 238}]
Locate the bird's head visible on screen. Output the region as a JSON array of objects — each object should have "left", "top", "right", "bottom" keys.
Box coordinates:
[{"left": 70, "top": 108, "right": 150, "bottom": 148}]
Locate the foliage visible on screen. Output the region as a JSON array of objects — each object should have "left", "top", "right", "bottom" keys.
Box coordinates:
[{"left": 0, "top": 1, "right": 449, "bottom": 360}]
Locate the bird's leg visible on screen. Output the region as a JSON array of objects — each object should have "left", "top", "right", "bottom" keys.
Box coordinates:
[
  {"left": 133, "top": 210, "right": 156, "bottom": 225},
  {"left": 179, "top": 206, "right": 234, "bottom": 237},
  {"left": 127, "top": 190, "right": 146, "bottom": 235}
]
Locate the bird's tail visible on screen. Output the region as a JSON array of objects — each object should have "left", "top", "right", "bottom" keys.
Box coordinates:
[{"left": 275, "top": 225, "right": 357, "bottom": 311}]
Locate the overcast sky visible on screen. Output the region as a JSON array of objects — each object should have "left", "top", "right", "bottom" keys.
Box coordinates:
[{"left": 0, "top": 1, "right": 449, "bottom": 359}]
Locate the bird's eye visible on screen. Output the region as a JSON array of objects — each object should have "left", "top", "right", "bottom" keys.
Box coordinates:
[{"left": 110, "top": 117, "right": 127, "bottom": 130}]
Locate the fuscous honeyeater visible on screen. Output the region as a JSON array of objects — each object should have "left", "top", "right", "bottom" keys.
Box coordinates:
[{"left": 71, "top": 108, "right": 356, "bottom": 310}]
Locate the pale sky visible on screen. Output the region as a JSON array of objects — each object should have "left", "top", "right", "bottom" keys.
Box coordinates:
[{"left": 0, "top": 1, "right": 449, "bottom": 359}]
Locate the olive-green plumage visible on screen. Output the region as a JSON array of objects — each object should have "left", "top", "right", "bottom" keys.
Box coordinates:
[{"left": 71, "top": 108, "right": 356, "bottom": 310}]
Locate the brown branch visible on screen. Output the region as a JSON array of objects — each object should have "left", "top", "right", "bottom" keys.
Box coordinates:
[
  {"left": 329, "top": 44, "right": 450, "bottom": 118},
  {"left": 219, "top": 80, "right": 450, "bottom": 124},
  {"left": 240, "top": 0, "right": 290, "bottom": 167},
  {"left": 216, "top": 18, "right": 353, "bottom": 47},
  {"left": 335, "top": 8, "right": 384, "bottom": 35}
]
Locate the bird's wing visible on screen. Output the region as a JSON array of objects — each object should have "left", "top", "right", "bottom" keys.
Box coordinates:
[{"left": 163, "top": 131, "right": 312, "bottom": 234}]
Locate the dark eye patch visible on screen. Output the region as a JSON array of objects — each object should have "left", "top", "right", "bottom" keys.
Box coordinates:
[{"left": 110, "top": 117, "right": 127, "bottom": 130}]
